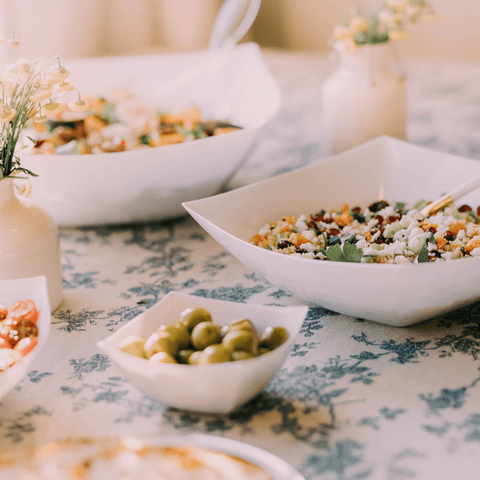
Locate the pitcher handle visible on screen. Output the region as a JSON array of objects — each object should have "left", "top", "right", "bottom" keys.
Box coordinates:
[{"left": 208, "top": 0, "right": 261, "bottom": 51}]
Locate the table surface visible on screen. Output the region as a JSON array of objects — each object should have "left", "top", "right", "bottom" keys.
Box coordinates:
[{"left": 2, "top": 50, "right": 480, "bottom": 480}]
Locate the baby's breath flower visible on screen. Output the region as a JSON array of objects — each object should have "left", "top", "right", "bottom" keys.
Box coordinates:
[
  {"left": 68, "top": 98, "right": 89, "bottom": 112},
  {"left": 389, "top": 29, "right": 411, "bottom": 40},
  {"left": 0, "top": 79, "right": 16, "bottom": 98},
  {"left": 387, "top": 0, "right": 409, "bottom": 11},
  {"left": 43, "top": 101, "right": 64, "bottom": 117},
  {"left": 29, "top": 87, "right": 52, "bottom": 103},
  {"left": 7, "top": 38, "right": 20, "bottom": 48},
  {"left": 34, "top": 113, "right": 47, "bottom": 123},
  {"left": 333, "top": 25, "right": 355, "bottom": 41},
  {"left": 378, "top": 10, "right": 404, "bottom": 25},
  {"left": 0, "top": 106, "right": 16, "bottom": 123},
  {"left": 350, "top": 17, "right": 370, "bottom": 34},
  {"left": 55, "top": 81, "right": 74, "bottom": 93},
  {"left": 48, "top": 65, "right": 70, "bottom": 81},
  {"left": 16, "top": 59, "right": 32, "bottom": 78}
]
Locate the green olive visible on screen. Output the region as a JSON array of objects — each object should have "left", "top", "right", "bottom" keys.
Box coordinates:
[
  {"left": 198, "top": 344, "right": 232, "bottom": 364},
  {"left": 177, "top": 349, "right": 195, "bottom": 364},
  {"left": 227, "top": 318, "right": 256, "bottom": 334},
  {"left": 191, "top": 321, "right": 221, "bottom": 350},
  {"left": 259, "top": 327, "right": 290, "bottom": 350},
  {"left": 180, "top": 307, "right": 212, "bottom": 332},
  {"left": 119, "top": 336, "right": 146, "bottom": 358},
  {"left": 144, "top": 332, "right": 179, "bottom": 359},
  {"left": 158, "top": 323, "right": 191, "bottom": 350},
  {"left": 148, "top": 352, "right": 177, "bottom": 365},
  {"left": 257, "top": 347, "right": 271, "bottom": 356},
  {"left": 188, "top": 350, "right": 203, "bottom": 365},
  {"left": 222, "top": 330, "right": 257, "bottom": 354},
  {"left": 232, "top": 350, "right": 255, "bottom": 361}
]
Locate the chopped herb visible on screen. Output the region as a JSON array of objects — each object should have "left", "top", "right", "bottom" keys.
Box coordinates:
[
  {"left": 417, "top": 245, "right": 429, "bottom": 263},
  {"left": 326, "top": 243, "right": 363, "bottom": 263}
]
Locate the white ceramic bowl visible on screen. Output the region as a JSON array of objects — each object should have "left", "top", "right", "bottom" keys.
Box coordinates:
[
  {"left": 183, "top": 136, "right": 480, "bottom": 327},
  {"left": 0, "top": 276, "right": 52, "bottom": 400},
  {"left": 97, "top": 291, "right": 308, "bottom": 414},
  {"left": 18, "top": 43, "right": 281, "bottom": 227}
]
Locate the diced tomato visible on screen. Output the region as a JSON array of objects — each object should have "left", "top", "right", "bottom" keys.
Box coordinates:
[
  {"left": 8, "top": 299, "right": 39, "bottom": 324},
  {"left": 14, "top": 337, "right": 39, "bottom": 357}
]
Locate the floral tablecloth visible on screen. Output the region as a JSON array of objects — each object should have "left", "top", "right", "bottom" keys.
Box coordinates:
[{"left": 2, "top": 51, "right": 480, "bottom": 480}]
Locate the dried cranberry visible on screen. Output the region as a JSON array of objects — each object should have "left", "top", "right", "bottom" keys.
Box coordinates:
[
  {"left": 322, "top": 217, "right": 334, "bottom": 224},
  {"left": 428, "top": 227, "right": 437, "bottom": 234},
  {"left": 387, "top": 216, "right": 397, "bottom": 223},
  {"left": 458, "top": 205, "right": 472, "bottom": 212},
  {"left": 277, "top": 240, "right": 294, "bottom": 249},
  {"left": 351, "top": 206, "right": 362, "bottom": 213},
  {"left": 444, "top": 231, "right": 455, "bottom": 241},
  {"left": 329, "top": 228, "right": 340, "bottom": 236},
  {"left": 385, "top": 238, "right": 393, "bottom": 244},
  {"left": 477, "top": 206, "right": 480, "bottom": 217},
  {"left": 375, "top": 236, "right": 386, "bottom": 244},
  {"left": 375, "top": 215, "right": 384, "bottom": 224}
]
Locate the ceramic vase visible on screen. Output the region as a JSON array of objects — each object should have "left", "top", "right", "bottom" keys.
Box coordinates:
[
  {"left": 0, "top": 178, "right": 63, "bottom": 311},
  {"left": 322, "top": 43, "right": 406, "bottom": 156}
]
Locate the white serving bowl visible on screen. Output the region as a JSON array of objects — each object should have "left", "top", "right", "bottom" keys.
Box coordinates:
[
  {"left": 18, "top": 43, "right": 281, "bottom": 227},
  {"left": 97, "top": 291, "right": 308, "bottom": 414},
  {"left": 183, "top": 136, "right": 480, "bottom": 327},
  {"left": 0, "top": 276, "right": 52, "bottom": 400}
]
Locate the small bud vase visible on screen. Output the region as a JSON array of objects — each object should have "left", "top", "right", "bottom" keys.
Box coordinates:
[
  {"left": 322, "top": 43, "right": 406, "bottom": 156},
  {"left": 0, "top": 178, "right": 63, "bottom": 311}
]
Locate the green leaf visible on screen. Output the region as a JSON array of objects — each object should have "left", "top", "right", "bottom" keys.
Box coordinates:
[
  {"left": 417, "top": 245, "right": 429, "bottom": 263},
  {"left": 326, "top": 243, "right": 363, "bottom": 263}
]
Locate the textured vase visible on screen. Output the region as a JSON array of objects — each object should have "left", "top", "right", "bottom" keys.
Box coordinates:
[
  {"left": 322, "top": 43, "right": 406, "bottom": 156},
  {"left": 0, "top": 178, "right": 63, "bottom": 311}
]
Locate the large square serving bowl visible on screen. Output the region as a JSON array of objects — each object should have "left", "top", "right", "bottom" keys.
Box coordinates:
[
  {"left": 18, "top": 43, "right": 281, "bottom": 227},
  {"left": 0, "top": 276, "right": 51, "bottom": 400},
  {"left": 183, "top": 136, "right": 480, "bottom": 327},
  {"left": 97, "top": 291, "right": 308, "bottom": 414}
]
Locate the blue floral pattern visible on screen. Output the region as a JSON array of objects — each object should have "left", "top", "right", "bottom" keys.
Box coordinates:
[{"left": 2, "top": 53, "right": 480, "bottom": 479}]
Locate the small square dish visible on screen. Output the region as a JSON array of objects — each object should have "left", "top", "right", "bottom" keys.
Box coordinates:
[
  {"left": 183, "top": 136, "right": 480, "bottom": 326},
  {"left": 97, "top": 291, "right": 308, "bottom": 414},
  {"left": 0, "top": 276, "right": 52, "bottom": 400}
]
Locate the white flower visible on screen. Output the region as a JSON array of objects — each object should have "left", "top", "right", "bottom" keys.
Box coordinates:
[
  {"left": 55, "top": 81, "right": 74, "bottom": 93},
  {"left": 30, "top": 87, "right": 53, "bottom": 103},
  {"left": 0, "top": 79, "right": 16, "bottom": 98},
  {"left": 0, "top": 106, "right": 16, "bottom": 123},
  {"left": 34, "top": 114, "right": 47, "bottom": 123},
  {"left": 8, "top": 38, "right": 20, "bottom": 48},
  {"left": 68, "top": 99, "right": 89, "bottom": 112},
  {"left": 43, "top": 101, "right": 64, "bottom": 117},
  {"left": 16, "top": 59, "right": 32, "bottom": 78},
  {"left": 349, "top": 17, "right": 370, "bottom": 34},
  {"left": 48, "top": 65, "right": 70, "bottom": 82},
  {"left": 333, "top": 25, "right": 355, "bottom": 41},
  {"left": 378, "top": 10, "right": 403, "bottom": 25}
]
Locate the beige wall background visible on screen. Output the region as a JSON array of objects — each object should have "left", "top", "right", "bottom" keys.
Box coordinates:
[{"left": 1, "top": 0, "right": 477, "bottom": 60}]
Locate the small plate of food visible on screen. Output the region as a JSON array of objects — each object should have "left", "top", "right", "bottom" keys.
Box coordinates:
[
  {"left": 0, "top": 276, "right": 51, "bottom": 400},
  {"left": 0, "top": 434, "right": 305, "bottom": 480},
  {"left": 97, "top": 291, "right": 308, "bottom": 414}
]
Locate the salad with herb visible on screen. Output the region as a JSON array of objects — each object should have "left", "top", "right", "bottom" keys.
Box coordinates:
[{"left": 250, "top": 199, "right": 480, "bottom": 264}]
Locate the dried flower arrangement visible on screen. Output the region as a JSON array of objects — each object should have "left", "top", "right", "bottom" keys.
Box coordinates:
[
  {"left": 331, "top": 0, "right": 438, "bottom": 56},
  {"left": 0, "top": 18, "right": 88, "bottom": 179}
]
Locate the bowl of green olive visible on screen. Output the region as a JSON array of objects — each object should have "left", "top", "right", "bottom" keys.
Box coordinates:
[{"left": 97, "top": 291, "right": 308, "bottom": 414}]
